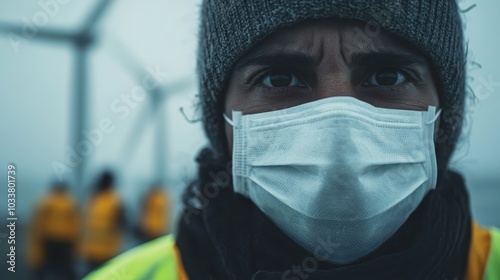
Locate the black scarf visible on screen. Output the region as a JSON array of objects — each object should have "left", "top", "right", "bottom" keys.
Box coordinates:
[{"left": 176, "top": 149, "right": 472, "bottom": 280}]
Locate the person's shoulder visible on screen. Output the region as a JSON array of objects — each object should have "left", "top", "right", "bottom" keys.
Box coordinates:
[{"left": 83, "top": 234, "right": 178, "bottom": 280}]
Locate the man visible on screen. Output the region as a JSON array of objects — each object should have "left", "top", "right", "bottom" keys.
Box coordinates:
[
  {"left": 80, "top": 171, "right": 126, "bottom": 274},
  {"left": 137, "top": 185, "right": 171, "bottom": 242},
  {"left": 27, "top": 182, "right": 79, "bottom": 280},
  {"left": 85, "top": 1, "right": 500, "bottom": 279}
]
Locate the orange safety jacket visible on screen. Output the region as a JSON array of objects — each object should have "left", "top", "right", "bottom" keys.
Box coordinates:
[
  {"left": 27, "top": 191, "right": 80, "bottom": 268},
  {"left": 140, "top": 189, "right": 171, "bottom": 239},
  {"left": 80, "top": 189, "right": 123, "bottom": 263}
]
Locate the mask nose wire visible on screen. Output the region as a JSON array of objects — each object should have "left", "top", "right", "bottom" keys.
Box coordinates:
[
  {"left": 225, "top": 108, "right": 441, "bottom": 126},
  {"left": 426, "top": 109, "right": 442, "bottom": 125},
  {"left": 223, "top": 113, "right": 235, "bottom": 127}
]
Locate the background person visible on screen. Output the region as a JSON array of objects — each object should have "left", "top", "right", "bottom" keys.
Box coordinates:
[
  {"left": 80, "top": 171, "right": 126, "bottom": 273},
  {"left": 136, "top": 184, "right": 172, "bottom": 242},
  {"left": 27, "top": 182, "right": 79, "bottom": 280}
]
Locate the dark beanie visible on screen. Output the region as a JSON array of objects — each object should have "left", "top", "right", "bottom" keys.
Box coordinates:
[{"left": 197, "top": 0, "right": 465, "bottom": 172}]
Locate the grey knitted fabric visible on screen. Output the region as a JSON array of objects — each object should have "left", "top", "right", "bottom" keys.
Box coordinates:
[{"left": 197, "top": 0, "right": 465, "bottom": 171}]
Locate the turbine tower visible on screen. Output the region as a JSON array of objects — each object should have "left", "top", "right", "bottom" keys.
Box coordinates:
[
  {"left": 104, "top": 36, "right": 195, "bottom": 186},
  {"left": 0, "top": 0, "right": 115, "bottom": 197}
]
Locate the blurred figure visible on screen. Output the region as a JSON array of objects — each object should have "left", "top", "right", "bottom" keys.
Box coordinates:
[
  {"left": 137, "top": 185, "right": 172, "bottom": 242},
  {"left": 80, "top": 171, "right": 125, "bottom": 273},
  {"left": 27, "top": 182, "right": 80, "bottom": 280}
]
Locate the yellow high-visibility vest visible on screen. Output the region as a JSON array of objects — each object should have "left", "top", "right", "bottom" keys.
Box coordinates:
[
  {"left": 465, "top": 223, "right": 500, "bottom": 280},
  {"left": 85, "top": 225, "right": 500, "bottom": 280},
  {"left": 83, "top": 235, "right": 188, "bottom": 280}
]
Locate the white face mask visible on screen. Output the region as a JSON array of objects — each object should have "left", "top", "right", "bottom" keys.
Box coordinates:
[{"left": 224, "top": 96, "right": 440, "bottom": 264}]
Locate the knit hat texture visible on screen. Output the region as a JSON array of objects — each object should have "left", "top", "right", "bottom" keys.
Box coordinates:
[{"left": 197, "top": 0, "right": 465, "bottom": 170}]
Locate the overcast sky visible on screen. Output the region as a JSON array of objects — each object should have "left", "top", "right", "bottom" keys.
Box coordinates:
[{"left": 0, "top": 0, "right": 499, "bottom": 220}]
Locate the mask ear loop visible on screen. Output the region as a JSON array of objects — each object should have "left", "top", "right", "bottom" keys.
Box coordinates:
[
  {"left": 426, "top": 109, "right": 442, "bottom": 125},
  {"left": 223, "top": 113, "right": 235, "bottom": 127}
]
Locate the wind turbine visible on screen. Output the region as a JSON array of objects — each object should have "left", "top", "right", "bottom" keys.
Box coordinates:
[
  {"left": 103, "top": 35, "right": 196, "bottom": 187},
  {"left": 0, "top": 0, "right": 115, "bottom": 197}
]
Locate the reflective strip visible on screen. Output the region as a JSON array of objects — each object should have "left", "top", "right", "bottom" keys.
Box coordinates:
[
  {"left": 174, "top": 242, "right": 189, "bottom": 280},
  {"left": 484, "top": 228, "right": 500, "bottom": 280},
  {"left": 465, "top": 222, "right": 491, "bottom": 280}
]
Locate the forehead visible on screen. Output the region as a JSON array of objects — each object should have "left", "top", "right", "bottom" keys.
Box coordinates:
[{"left": 239, "top": 19, "right": 421, "bottom": 64}]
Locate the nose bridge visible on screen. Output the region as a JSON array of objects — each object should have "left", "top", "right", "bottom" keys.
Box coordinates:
[
  {"left": 315, "top": 68, "right": 355, "bottom": 100},
  {"left": 313, "top": 31, "right": 356, "bottom": 100}
]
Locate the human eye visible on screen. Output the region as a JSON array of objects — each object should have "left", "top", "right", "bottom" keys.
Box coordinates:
[
  {"left": 260, "top": 71, "right": 306, "bottom": 88},
  {"left": 363, "top": 68, "right": 408, "bottom": 87}
]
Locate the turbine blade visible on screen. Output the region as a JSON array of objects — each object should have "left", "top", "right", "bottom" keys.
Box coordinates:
[
  {"left": 0, "top": 22, "right": 74, "bottom": 41},
  {"left": 122, "top": 99, "right": 154, "bottom": 161},
  {"left": 83, "top": 0, "right": 115, "bottom": 31},
  {"left": 102, "top": 34, "right": 151, "bottom": 85},
  {"left": 163, "top": 76, "right": 196, "bottom": 94}
]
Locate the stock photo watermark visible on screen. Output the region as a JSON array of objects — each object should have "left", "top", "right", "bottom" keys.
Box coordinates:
[
  {"left": 6, "top": 164, "right": 17, "bottom": 273},
  {"left": 472, "top": 73, "right": 500, "bottom": 102},
  {"left": 181, "top": 161, "right": 233, "bottom": 224},
  {"left": 51, "top": 64, "right": 169, "bottom": 181},
  {"left": 7, "top": 0, "right": 73, "bottom": 53}
]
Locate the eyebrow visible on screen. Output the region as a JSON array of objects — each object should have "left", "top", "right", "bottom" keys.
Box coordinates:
[
  {"left": 348, "top": 51, "right": 429, "bottom": 69},
  {"left": 233, "top": 49, "right": 429, "bottom": 72},
  {"left": 233, "top": 51, "right": 316, "bottom": 71}
]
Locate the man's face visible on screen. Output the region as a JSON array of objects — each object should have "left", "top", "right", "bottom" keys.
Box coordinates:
[{"left": 224, "top": 19, "right": 440, "bottom": 155}]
